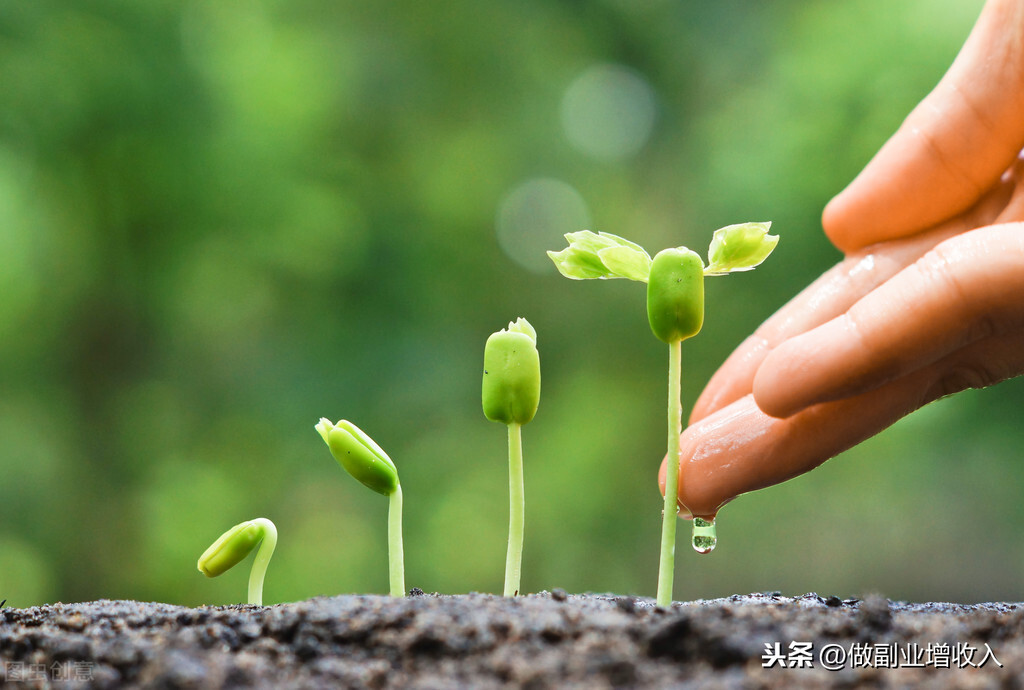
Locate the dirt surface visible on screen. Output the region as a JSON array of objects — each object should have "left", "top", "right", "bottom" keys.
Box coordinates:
[{"left": 1, "top": 590, "right": 1021, "bottom": 688}]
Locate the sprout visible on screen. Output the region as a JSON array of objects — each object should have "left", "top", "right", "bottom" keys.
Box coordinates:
[
  {"left": 483, "top": 317, "right": 541, "bottom": 596},
  {"left": 197, "top": 517, "right": 277, "bottom": 606},
  {"left": 316, "top": 418, "right": 405, "bottom": 597},
  {"left": 548, "top": 223, "right": 778, "bottom": 607}
]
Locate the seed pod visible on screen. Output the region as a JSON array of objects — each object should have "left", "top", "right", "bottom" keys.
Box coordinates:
[
  {"left": 317, "top": 418, "right": 399, "bottom": 496},
  {"left": 482, "top": 318, "right": 541, "bottom": 425},
  {"left": 197, "top": 520, "right": 264, "bottom": 578},
  {"left": 647, "top": 247, "right": 705, "bottom": 343}
]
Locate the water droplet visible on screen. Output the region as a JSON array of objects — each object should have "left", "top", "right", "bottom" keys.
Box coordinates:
[{"left": 691, "top": 517, "right": 716, "bottom": 554}]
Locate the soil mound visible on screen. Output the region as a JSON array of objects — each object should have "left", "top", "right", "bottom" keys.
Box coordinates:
[{"left": 1, "top": 591, "right": 1020, "bottom": 687}]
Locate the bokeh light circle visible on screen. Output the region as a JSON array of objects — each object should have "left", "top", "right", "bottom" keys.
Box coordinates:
[
  {"left": 561, "top": 63, "right": 658, "bottom": 161},
  {"left": 496, "top": 178, "right": 591, "bottom": 274}
]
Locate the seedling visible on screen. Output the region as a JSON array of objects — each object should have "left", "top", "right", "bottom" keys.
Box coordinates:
[
  {"left": 482, "top": 317, "right": 541, "bottom": 597},
  {"left": 316, "top": 418, "right": 405, "bottom": 597},
  {"left": 548, "top": 223, "right": 778, "bottom": 607},
  {"left": 197, "top": 517, "right": 278, "bottom": 606}
]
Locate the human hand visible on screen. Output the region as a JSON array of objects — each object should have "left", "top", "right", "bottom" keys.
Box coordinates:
[
  {"left": 660, "top": 0, "right": 1024, "bottom": 519},
  {"left": 823, "top": 0, "right": 1024, "bottom": 252}
]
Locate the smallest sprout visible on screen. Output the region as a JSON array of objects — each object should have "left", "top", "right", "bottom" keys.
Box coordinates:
[{"left": 198, "top": 517, "right": 277, "bottom": 606}]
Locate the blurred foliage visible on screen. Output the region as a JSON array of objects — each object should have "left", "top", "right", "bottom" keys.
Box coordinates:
[{"left": 3, "top": 0, "right": 1018, "bottom": 608}]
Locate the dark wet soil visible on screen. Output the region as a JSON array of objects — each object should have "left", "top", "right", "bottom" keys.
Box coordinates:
[{"left": 1, "top": 591, "right": 1021, "bottom": 688}]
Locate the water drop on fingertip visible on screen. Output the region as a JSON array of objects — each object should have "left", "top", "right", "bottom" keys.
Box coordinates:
[{"left": 691, "top": 517, "right": 717, "bottom": 554}]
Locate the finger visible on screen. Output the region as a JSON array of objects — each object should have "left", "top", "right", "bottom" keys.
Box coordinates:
[
  {"left": 753, "top": 223, "right": 1024, "bottom": 418},
  {"left": 691, "top": 222, "right": 968, "bottom": 422},
  {"left": 822, "top": 0, "right": 1024, "bottom": 252},
  {"left": 663, "top": 328, "right": 1024, "bottom": 517},
  {"left": 693, "top": 161, "right": 1020, "bottom": 424},
  {"left": 993, "top": 153, "right": 1024, "bottom": 223},
  {"left": 668, "top": 383, "right": 928, "bottom": 518}
]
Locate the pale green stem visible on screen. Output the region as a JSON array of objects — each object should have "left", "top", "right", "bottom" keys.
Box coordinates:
[
  {"left": 388, "top": 484, "right": 405, "bottom": 597},
  {"left": 247, "top": 518, "right": 278, "bottom": 606},
  {"left": 657, "top": 340, "right": 682, "bottom": 607},
  {"left": 504, "top": 422, "right": 524, "bottom": 597}
]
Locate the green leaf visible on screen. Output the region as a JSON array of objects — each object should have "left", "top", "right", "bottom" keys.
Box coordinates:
[
  {"left": 314, "top": 418, "right": 332, "bottom": 445},
  {"left": 505, "top": 316, "right": 537, "bottom": 343},
  {"left": 597, "top": 245, "right": 652, "bottom": 282},
  {"left": 547, "top": 230, "right": 651, "bottom": 281},
  {"left": 547, "top": 246, "right": 607, "bottom": 280},
  {"left": 705, "top": 222, "right": 779, "bottom": 275}
]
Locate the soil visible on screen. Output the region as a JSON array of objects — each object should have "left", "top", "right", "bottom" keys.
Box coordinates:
[{"left": 1, "top": 590, "right": 1021, "bottom": 688}]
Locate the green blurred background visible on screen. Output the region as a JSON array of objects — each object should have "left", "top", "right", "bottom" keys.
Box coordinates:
[{"left": 3, "top": 0, "right": 1020, "bottom": 608}]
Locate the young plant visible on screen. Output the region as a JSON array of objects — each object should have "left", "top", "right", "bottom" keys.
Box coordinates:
[
  {"left": 482, "top": 317, "right": 540, "bottom": 597},
  {"left": 315, "top": 418, "right": 405, "bottom": 597},
  {"left": 548, "top": 223, "right": 778, "bottom": 607},
  {"left": 197, "top": 517, "right": 278, "bottom": 606}
]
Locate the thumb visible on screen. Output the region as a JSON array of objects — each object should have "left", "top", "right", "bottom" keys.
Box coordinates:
[{"left": 823, "top": 0, "right": 1024, "bottom": 252}]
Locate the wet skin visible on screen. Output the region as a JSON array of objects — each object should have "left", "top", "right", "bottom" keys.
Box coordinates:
[{"left": 661, "top": 0, "right": 1024, "bottom": 518}]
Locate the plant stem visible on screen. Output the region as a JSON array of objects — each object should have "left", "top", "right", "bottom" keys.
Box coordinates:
[
  {"left": 657, "top": 339, "right": 682, "bottom": 607},
  {"left": 388, "top": 484, "right": 405, "bottom": 596},
  {"left": 247, "top": 518, "right": 278, "bottom": 606},
  {"left": 504, "top": 422, "right": 524, "bottom": 596}
]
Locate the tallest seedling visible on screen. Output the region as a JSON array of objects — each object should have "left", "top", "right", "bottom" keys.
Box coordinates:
[{"left": 548, "top": 223, "right": 778, "bottom": 607}]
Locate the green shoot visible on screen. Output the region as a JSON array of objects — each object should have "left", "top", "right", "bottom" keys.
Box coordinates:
[
  {"left": 548, "top": 223, "right": 778, "bottom": 607},
  {"left": 482, "top": 317, "right": 541, "bottom": 596},
  {"left": 316, "top": 418, "right": 405, "bottom": 597},
  {"left": 198, "top": 517, "right": 278, "bottom": 606}
]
